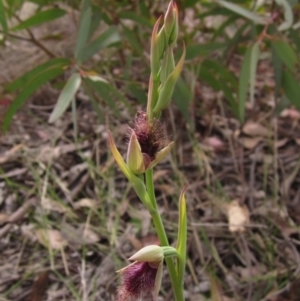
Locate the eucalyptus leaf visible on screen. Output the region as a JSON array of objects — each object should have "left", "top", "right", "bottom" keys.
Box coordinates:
[
  {"left": 217, "top": 0, "right": 267, "bottom": 24},
  {"left": 6, "top": 58, "right": 71, "bottom": 92},
  {"left": 275, "top": 0, "right": 293, "bottom": 31},
  {"left": 4, "top": 66, "right": 66, "bottom": 131},
  {"left": 49, "top": 73, "right": 82, "bottom": 123},
  {"left": 74, "top": 0, "right": 92, "bottom": 61},
  {"left": 78, "top": 27, "right": 121, "bottom": 63},
  {"left": 12, "top": 8, "right": 66, "bottom": 31},
  {"left": 271, "top": 40, "right": 298, "bottom": 73}
]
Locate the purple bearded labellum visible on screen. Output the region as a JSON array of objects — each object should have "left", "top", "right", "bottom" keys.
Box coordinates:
[
  {"left": 126, "top": 111, "right": 173, "bottom": 174},
  {"left": 117, "top": 261, "right": 162, "bottom": 301}
]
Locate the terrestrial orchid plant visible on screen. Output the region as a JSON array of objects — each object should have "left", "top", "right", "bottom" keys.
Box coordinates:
[{"left": 108, "top": 2, "right": 187, "bottom": 300}]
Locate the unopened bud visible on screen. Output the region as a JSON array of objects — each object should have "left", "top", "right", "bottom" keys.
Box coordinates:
[{"left": 164, "top": 0, "right": 178, "bottom": 46}]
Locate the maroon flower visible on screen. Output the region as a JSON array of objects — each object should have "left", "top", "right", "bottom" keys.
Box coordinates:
[{"left": 116, "top": 245, "right": 164, "bottom": 301}]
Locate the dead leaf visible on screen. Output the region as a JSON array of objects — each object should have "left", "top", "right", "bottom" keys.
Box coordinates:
[
  {"left": 41, "top": 197, "right": 68, "bottom": 213},
  {"left": 226, "top": 200, "right": 250, "bottom": 233},
  {"left": 74, "top": 198, "right": 99, "bottom": 209},
  {"left": 281, "top": 108, "right": 300, "bottom": 120},
  {"left": 275, "top": 138, "right": 288, "bottom": 148},
  {"left": 242, "top": 121, "right": 269, "bottom": 137},
  {"left": 27, "top": 271, "right": 49, "bottom": 301},
  {"left": 240, "top": 137, "right": 262, "bottom": 149},
  {"left": 60, "top": 223, "right": 100, "bottom": 247},
  {"left": 203, "top": 136, "right": 224, "bottom": 151},
  {"left": 36, "top": 229, "right": 67, "bottom": 250}
]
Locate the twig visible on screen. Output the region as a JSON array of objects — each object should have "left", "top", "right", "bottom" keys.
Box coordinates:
[{"left": 11, "top": 13, "right": 57, "bottom": 58}]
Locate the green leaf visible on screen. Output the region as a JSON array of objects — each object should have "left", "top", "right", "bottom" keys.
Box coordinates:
[
  {"left": 118, "top": 11, "right": 151, "bottom": 28},
  {"left": 3, "top": 66, "right": 66, "bottom": 131},
  {"left": 289, "top": 28, "right": 300, "bottom": 54},
  {"left": 282, "top": 69, "right": 300, "bottom": 109},
  {"left": 128, "top": 83, "right": 147, "bottom": 105},
  {"left": 249, "top": 42, "right": 260, "bottom": 105},
  {"left": 238, "top": 45, "right": 252, "bottom": 122},
  {"left": 6, "top": 58, "right": 71, "bottom": 92},
  {"left": 0, "top": 0, "right": 8, "bottom": 33},
  {"left": 74, "top": 0, "right": 92, "bottom": 61},
  {"left": 49, "top": 73, "right": 82, "bottom": 123},
  {"left": 275, "top": 0, "right": 293, "bottom": 31},
  {"left": 12, "top": 8, "right": 66, "bottom": 31},
  {"left": 271, "top": 40, "right": 298, "bottom": 72},
  {"left": 77, "top": 26, "right": 121, "bottom": 63},
  {"left": 153, "top": 46, "right": 186, "bottom": 114},
  {"left": 176, "top": 187, "right": 187, "bottom": 287},
  {"left": 199, "top": 65, "right": 220, "bottom": 91},
  {"left": 272, "top": 46, "right": 283, "bottom": 101},
  {"left": 173, "top": 77, "right": 193, "bottom": 125},
  {"left": 186, "top": 43, "right": 226, "bottom": 60},
  {"left": 217, "top": 0, "right": 267, "bottom": 24},
  {"left": 122, "top": 25, "right": 143, "bottom": 54},
  {"left": 84, "top": 79, "right": 117, "bottom": 113}
]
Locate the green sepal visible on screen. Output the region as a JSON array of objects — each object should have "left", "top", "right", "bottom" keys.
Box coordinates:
[{"left": 153, "top": 45, "right": 185, "bottom": 115}]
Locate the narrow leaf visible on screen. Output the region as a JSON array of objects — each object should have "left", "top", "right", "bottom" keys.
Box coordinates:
[
  {"left": 176, "top": 186, "right": 187, "bottom": 287},
  {"left": 271, "top": 40, "right": 298, "bottom": 73},
  {"left": 186, "top": 43, "right": 226, "bottom": 60},
  {"left": 49, "top": 73, "right": 82, "bottom": 123},
  {"left": 275, "top": 0, "right": 293, "bottom": 31},
  {"left": 238, "top": 45, "right": 252, "bottom": 122},
  {"left": 249, "top": 42, "right": 260, "bottom": 105},
  {"left": 3, "top": 67, "right": 65, "bottom": 131},
  {"left": 74, "top": 2, "right": 92, "bottom": 60},
  {"left": 282, "top": 69, "right": 300, "bottom": 109},
  {"left": 0, "top": 0, "right": 8, "bottom": 33},
  {"left": 271, "top": 46, "right": 283, "bottom": 101},
  {"left": 12, "top": 8, "right": 66, "bottom": 31},
  {"left": 118, "top": 11, "right": 151, "bottom": 28},
  {"left": 6, "top": 58, "right": 71, "bottom": 92},
  {"left": 78, "top": 27, "right": 121, "bottom": 63},
  {"left": 217, "top": 0, "right": 267, "bottom": 24}
]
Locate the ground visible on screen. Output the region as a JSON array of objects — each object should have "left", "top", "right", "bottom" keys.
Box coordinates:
[{"left": 1, "top": 4, "right": 300, "bottom": 301}]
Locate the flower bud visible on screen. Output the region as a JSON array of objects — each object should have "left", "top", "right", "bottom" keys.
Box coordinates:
[
  {"left": 126, "top": 130, "right": 145, "bottom": 174},
  {"left": 129, "top": 245, "right": 164, "bottom": 262},
  {"left": 164, "top": 0, "right": 178, "bottom": 46}
]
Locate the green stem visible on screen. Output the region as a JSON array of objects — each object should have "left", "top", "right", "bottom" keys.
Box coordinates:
[{"left": 145, "top": 169, "right": 185, "bottom": 301}]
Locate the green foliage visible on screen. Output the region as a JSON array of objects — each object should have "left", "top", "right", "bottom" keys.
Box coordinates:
[{"left": 1, "top": 0, "right": 300, "bottom": 130}]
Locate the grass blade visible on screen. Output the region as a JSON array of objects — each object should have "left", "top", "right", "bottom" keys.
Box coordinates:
[
  {"left": 49, "top": 73, "right": 82, "bottom": 123},
  {"left": 12, "top": 8, "right": 66, "bottom": 31}
]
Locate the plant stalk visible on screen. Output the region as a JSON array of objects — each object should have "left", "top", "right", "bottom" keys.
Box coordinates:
[{"left": 145, "top": 169, "right": 185, "bottom": 301}]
